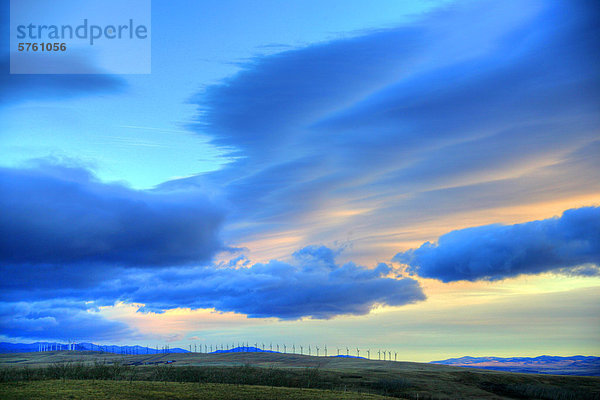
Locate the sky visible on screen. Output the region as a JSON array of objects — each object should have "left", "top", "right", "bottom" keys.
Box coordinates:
[{"left": 0, "top": 0, "right": 599, "bottom": 362}]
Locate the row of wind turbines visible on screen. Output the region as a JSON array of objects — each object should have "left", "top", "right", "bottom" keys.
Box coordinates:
[
  {"left": 34, "top": 341, "right": 400, "bottom": 361},
  {"left": 187, "top": 342, "right": 400, "bottom": 361},
  {"left": 38, "top": 340, "right": 77, "bottom": 352}
]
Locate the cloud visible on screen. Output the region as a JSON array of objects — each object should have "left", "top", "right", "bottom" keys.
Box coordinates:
[
  {"left": 0, "top": 161, "right": 224, "bottom": 267},
  {"left": 127, "top": 245, "right": 426, "bottom": 319},
  {"left": 0, "top": 59, "right": 125, "bottom": 106},
  {"left": 3, "top": 0, "right": 599, "bottom": 340},
  {"left": 0, "top": 161, "right": 423, "bottom": 325},
  {"left": 394, "top": 207, "right": 600, "bottom": 282},
  {"left": 1, "top": 244, "right": 426, "bottom": 321},
  {"left": 173, "top": 0, "right": 600, "bottom": 263},
  {"left": 0, "top": 4, "right": 125, "bottom": 106},
  {"left": 0, "top": 300, "right": 137, "bottom": 341}
]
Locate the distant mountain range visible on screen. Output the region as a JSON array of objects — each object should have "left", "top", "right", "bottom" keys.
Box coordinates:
[
  {"left": 431, "top": 355, "right": 600, "bottom": 376},
  {"left": 0, "top": 343, "right": 286, "bottom": 355},
  {"left": 331, "top": 355, "right": 365, "bottom": 359},
  {"left": 1, "top": 343, "right": 597, "bottom": 376},
  {"left": 212, "top": 346, "right": 277, "bottom": 353},
  {"left": 0, "top": 342, "right": 188, "bottom": 355}
]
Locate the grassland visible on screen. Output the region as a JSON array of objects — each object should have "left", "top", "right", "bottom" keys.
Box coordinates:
[
  {"left": 0, "top": 351, "right": 598, "bottom": 400},
  {"left": 0, "top": 380, "right": 394, "bottom": 400}
]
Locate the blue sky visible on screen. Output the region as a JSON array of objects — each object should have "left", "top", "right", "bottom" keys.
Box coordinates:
[{"left": 1, "top": 0, "right": 599, "bottom": 361}]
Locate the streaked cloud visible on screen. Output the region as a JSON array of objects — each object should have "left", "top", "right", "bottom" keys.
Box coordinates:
[{"left": 170, "top": 0, "right": 600, "bottom": 265}]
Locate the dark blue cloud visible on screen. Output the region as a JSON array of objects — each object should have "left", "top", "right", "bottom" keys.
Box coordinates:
[
  {"left": 127, "top": 245, "right": 426, "bottom": 319},
  {"left": 0, "top": 243, "right": 425, "bottom": 321},
  {"left": 0, "top": 61, "right": 125, "bottom": 106},
  {"left": 394, "top": 207, "right": 600, "bottom": 282},
  {"left": 0, "top": 300, "right": 137, "bottom": 341},
  {"left": 0, "top": 5, "right": 124, "bottom": 106},
  {"left": 0, "top": 161, "right": 224, "bottom": 267}
]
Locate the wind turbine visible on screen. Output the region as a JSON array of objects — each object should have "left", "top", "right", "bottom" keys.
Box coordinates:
[
  {"left": 283, "top": 344, "right": 286, "bottom": 354},
  {"left": 337, "top": 348, "right": 340, "bottom": 356},
  {"left": 394, "top": 352, "right": 397, "bottom": 362},
  {"left": 300, "top": 345, "right": 303, "bottom": 355},
  {"left": 346, "top": 347, "right": 349, "bottom": 357},
  {"left": 269, "top": 342, "right": 272, "bottom": 351},
  {"left": 378, "top": 350, "right": 381, "bottom": 360},
  {"left": 324, "top": 345, "right": 327, "bottom": 357},
  {"left": 316, "top": 346, "right": 320, "bottom": 356},
  {"left": 308, "top": 345, "right": 311, "bottom": 356},
  {"left": 356, "top": 348, "right": 360, "bottom": 358},
  {"left": 367, "top": 349, "right": 370, "bottom": 359},
  {"left": 276, "top": 344, "right": 279, "bottom": 352}
]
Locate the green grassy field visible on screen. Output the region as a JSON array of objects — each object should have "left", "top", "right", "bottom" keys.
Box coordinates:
[
  {"left": 0, "top": 380, "right": 395, "bottom": 400},
  {"left": 0, "top": 351, "right": 598, "bottom": 400}
]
